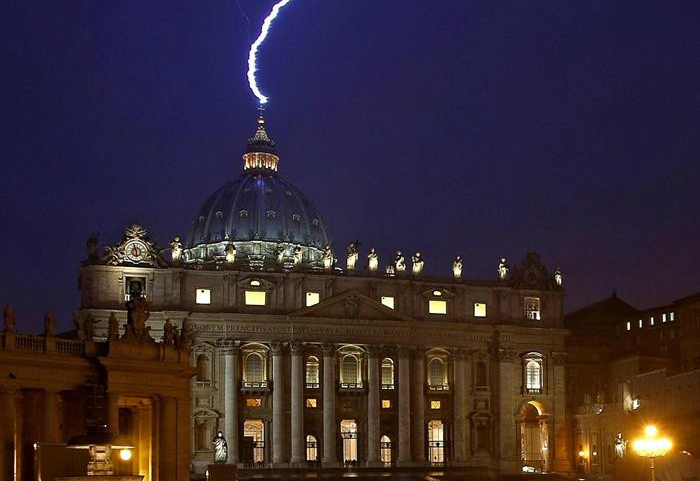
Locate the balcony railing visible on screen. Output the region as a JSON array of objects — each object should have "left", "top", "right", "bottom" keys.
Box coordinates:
[
  {"left": 381, "top": 383, "right": 395, "bottom": 390},
  {"left": 242, "top": 381, "right": 269, "bottom": 390},
  {"left": 339, "top": 382, "right": 364, "bottom": 390},
  {"left": 305, "top": 382, "right": 320, "bottom": 389},
  {"left": 428, "top": 384, "right": 450, "bottom": 391}
]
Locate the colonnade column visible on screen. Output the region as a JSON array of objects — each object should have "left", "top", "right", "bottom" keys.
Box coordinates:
[
  {"left": 0, "top": 389, "right": 15, "bottom": 481},
  {"left": 322, "top": 343, "right": 337, "bottom": 466},
  {"left": 397, "top": 347, "right": 411, "bottom": 465},
  {"left": 290, "top": 343, "right": 304, "bottom": 465},
  {"left": 42, "top": 389, "right": 61, "bottom": 443},
  {"left": 453, "top": 350, "right": 467, "bottom": 463},
  {"left": 552, "top": 352, "right": 571, "bottom": 472},
  {"left": 366, "top": 346, "right": 380, "bottom": 465},
  {"left": 271, "top": 342, "right": 286, "bottom": 465},
  {"left": 106, "top": 391, "right": 119, "bottom": 437},
  {"left": 413, "top": 349, "right": 425, "bottom": 464},
  {"left": 223, "top": 342, "right": 240, "bottom": 464},
  {"left": 158, "top": 395, "right": 177, "bottom": 481},
  {"left": 496, "top": 348, "right": 518, "bottom": 473}
]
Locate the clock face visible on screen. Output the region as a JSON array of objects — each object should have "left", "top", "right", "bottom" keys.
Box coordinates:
[{"left": 125, "top": 240, "right": 148, "bottom": 262}]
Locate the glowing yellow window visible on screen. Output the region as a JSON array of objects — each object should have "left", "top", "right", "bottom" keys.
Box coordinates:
[
  {"left": 474, "top": 302, "right": 487, "bottom": 318},
  {"left": 428, "top": 300, "right": 447, "bottom": 315},
  {"left": 306, "top": 292, "right": 320, "bottom": 307},
  {"left": 381, "top": 296, "right": 395, "bottom": 309},
  {"left": 245, "top": 290, "right": 266, "bottom": 306},
  {"left": 381, "top": 399, "right": 391, "bottom": 409},
  {"left": 430, "top": 400, "right": 441, "bottom": 410},
  {"left": 246, "top": 398, "right": 262, "bottom": 407},
  {"left": 196, "top": 289, "right": 211, "bottom": 305},
  {"left": 306, "top": 398, "right": 317, "bottom": 408}
]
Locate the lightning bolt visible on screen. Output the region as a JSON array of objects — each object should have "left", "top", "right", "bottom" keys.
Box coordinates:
[{"left": 247, "top": 0, "right": 293, "bottom": 105}]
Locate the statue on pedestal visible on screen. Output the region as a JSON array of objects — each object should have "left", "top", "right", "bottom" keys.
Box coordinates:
[
  {"left": 170, "top": 237, "right": 182, "bottom": 263},
  {"left": 386, "top": 264, "right": 395, "bottom": 276},
  {"left": 179, "top": 317, "right": 193, "bottom": 349},
  {"left": 163, "top": 319, "right": 175, "bottom": 346},
  {"left": 498, "top": 257, "right": 509, "bottom": 281},
  {"left": 412, "top": 252, "right": 424, "bottom": 276},
  {"left": 108, "top": 312, "right": 119, "bottom": 341},
  {"left": 394, "top": 251, "right": 406, "bottom": 275},
  {"left": 213, "top": 431, "right": 228, "bottom": 463},
  {"left": 554, "top": 266, "right": 563, "bottom": 286},
  {"left": 3, "top": 304, "right": 15, "bottom": 333},
  {"left": 346, "top": 242, "right": 359, "bottom": 270},
  {"left": 225, "top": 242, "right": 236, "bottom": 264},
  {"left": 367, "top": 248, "right": 379, "bottom": 272},
  {"left": 44, "top": 310, "right": 56, "bottom": 336},
  {"left": 83, "top": 313, "right": 95, "bottom": 341},
  {"left": 86, "top": 233, "right": 99, "bottom": 260},
  {"left": 276, "top": 244, "right": 286, "bottom": 265},
  {"left": 123, "top": 296, "right": 153, "bottom": 342},
  {"left": 293, "top": 246, "right": 303, "bottom": 266},
  {"left": 322, "top": 245, "right": 334, "bottom": 270},
  {"left": 453, "top": 256, "right": 463, "bottom": 279}
]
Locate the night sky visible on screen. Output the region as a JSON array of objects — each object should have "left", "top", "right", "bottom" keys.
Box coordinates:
[{"left": 2, "top": 1, "right": 699, "bottom": 333}]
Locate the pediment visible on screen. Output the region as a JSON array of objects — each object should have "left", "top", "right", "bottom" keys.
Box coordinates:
[{"left": 290, "top": 289, "right": 414, "bottom": 322}]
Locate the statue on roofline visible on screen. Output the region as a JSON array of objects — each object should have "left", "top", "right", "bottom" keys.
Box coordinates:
[
  {"left": 4, "top": 304, "right": 15, "bottom": 333},
  {"left": 453, "top": 256, "right": 463, "bottom": 279},
  {"left": 367, "top": 248, "right": 379, "bottom": 272},
  {"left": 412, "top": 252, "right": 424, "bottom": 276},
  {"left": 346, "top": 242, "right": 359, "bottom": 270},
  {"left": 170, "top": 237, "right": 182, "bottom": 263},
  {"left": 394, "top": 251, "right": 406, "bottom": 274},
  {"left": 498, "top": 257, "right": 509, "bottom": 281},
  {"left": 44, "top": 310, "right": 56, "bottom": 336}
]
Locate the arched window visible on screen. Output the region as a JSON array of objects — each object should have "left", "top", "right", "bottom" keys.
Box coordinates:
[
  {"left": 475, "top": 361, "right": 487, "bottom": 388},
  {"left": 196, "top": 354, "right": 210, "bottom": 382},
  {"left": 381, "top": 358, "right": 394, "bottom": 389},
  {"left": 306, "top": 434, "right": 318, "bottom": 461},
  {"left": 341, "top": 355, "right": 359, "bottom": 385},
  {"left": 380, "top": 435, "right": 392, "bottom": 464},
  {"left": 306, "top": 356, "right": 320, "bottom": 387},
  {"left": 428, "top": 358, "right": 447, "bottom": 389},
  {"left": 244, "top": 353, "right": 264, "bottom": 383},
  {"left": 524, "top": 354, "right": 543, "bottom": 393}
]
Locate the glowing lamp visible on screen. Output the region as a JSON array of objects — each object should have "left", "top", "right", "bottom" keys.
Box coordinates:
[
  {"left": 119, "top": 448, "right": 132, "bottom": 461},
  {"left": 578, "top": 450, "right": 586, "bottom": 458},
  {"left": 632, "top": 425, "right": 672, "bottom": 481}
]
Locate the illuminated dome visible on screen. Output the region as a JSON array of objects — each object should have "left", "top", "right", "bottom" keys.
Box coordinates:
[{"left": 184, "top": 116, "right": 330, "bottom": 268}]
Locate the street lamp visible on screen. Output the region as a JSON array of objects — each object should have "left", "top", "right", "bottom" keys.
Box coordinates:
[{"left": 632, "top": 425, "right": 672, "bottom": 481}]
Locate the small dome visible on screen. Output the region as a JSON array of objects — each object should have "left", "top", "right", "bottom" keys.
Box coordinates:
[{"left": 186, "top": 172, "right": 330, "bottom": 249}]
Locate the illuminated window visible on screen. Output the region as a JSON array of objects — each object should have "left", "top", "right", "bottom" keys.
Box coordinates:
[
  {"left": 662, "top": 313, "right": 667, "bottom": 323},
  {"left": 249, "top": 279, "right": 261, "bottom": 287},
  {"left": 245, "top": 291, "right": 266, "bottom": 306},
  {"left": 305, "top": 356, "right": 319, "bottom": 386},
  {"left": 649, "top": 316, "right": 655, "bottom": 326},
  {"left": 381, "top": 400, "right": 391, "bottom": 409},
  {"left": 246, "top": 398, "right": 262, "bottom": 407},
  {"left": 306, "top": 435, "right": 318, "bottom": 461},
  {"left": 340, "top": 355, "right": 360, "bottom": 385},
  {"left": 381, "top": 358, "right": 394, "bottom": 388},
  {"left": 196, "top": 288, "right": 211, "bottom": 305},
  {"left": 638, "top": 319, "right": 643, "bottom": 328},
  {"left": 381, "top": 296, "right": 395, "bottom": 309},
  {"left": 305, "top": 398, "right": 317, "bottom": 408},
  {"left": 433, "top": 290, "right": 442, "bottom": 296},
  {"left": 428, "top": 358, "right": 446, "bottom": 387},
  {"left": 474, "top": 302, "right": 487, "bottom": 318},
  {"left": 243, "top": 353, "right": 265, "bottom": 383},
  {"left": 306, "top": 292, "right": 320, "bottom": 307},
  {"left": 430, "top": 400, "right": 441, "bottom": 410},
  {"left": 524, "top": 353, "right": 543, "bottom": 393},
  {"left": 626, "top": 321, "right": 631, "bottom": 331},
  {"left": 429, "top": 300, "right": 447, "bottom": 315},
  {"left": 524, "top": 297, "right": 541, "bottom": 320},
  {"left": 670, "top": 312, "right": 675, "bottom": 322}
]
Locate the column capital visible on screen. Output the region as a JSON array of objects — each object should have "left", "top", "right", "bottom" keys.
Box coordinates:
[
  {"left": 551, "top": 351, "right": 567, "bottom": 366},
  {"left": 289, "top": 342, "right": 303, "bottom": 355},
  {"left": 496, "top": 348, "right": 518, "bottom": 363},
  {"left": 216, "top": 339, "right": 240, "bottom": 355},
  {"left": 397, "top": 345, "right": 414, "bottom": 359},
  {"left": 413, "top": 347, "right": 426, "bottom": 360},
  {"left": 453, "top": 348, "right": 471, "bottom": 360},
  {"left": 321, "top": 342, "right": 336, "bottom": 356},
  {"left": 270, "top": 342, "right": 285, "bottom": 356},
  {"left": 366, "top": 345, "right": 382, "bottom": 358}
]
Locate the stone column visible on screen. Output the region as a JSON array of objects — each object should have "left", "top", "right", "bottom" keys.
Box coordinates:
[
  {"left": 366, "top": 347, "right": 380, "bottom": 465},
  {"left": 552, "top": 352, "right": 571, "bottom": 472},
  {"left": 397, "top": 347, "right": 411, "bottom": 465},
  {"left": 453, "top": 351, "right": 467, "bottom": 463},
  {"left": 290, "top": 343, "right": 304, "bottom": 466},
  {"left": 159, "top": 396, "right": 177, "bottom": 481},
  {"left": 271, "top": 342, "right": 286, "bottom": 465},
  {"left": 107, "top": 391, "right": 119, "bottom": 437},
  {"left": 0, "top": 389, "right": 15, "bottom": 481},
  {"left": 42, "top": 389, "right": 61, "bottom": 443},
  {"left": 497, "top": 348, "right": 518, "bottom": 473},
  {"left": 413, "top": 349, "right": 425, "bottom": 464},
  {"left": 223, "top": 343, "right": 240, "bottom": 464},
  {"left": 322, "top": 343, "right": 337, "bottom": 466}
]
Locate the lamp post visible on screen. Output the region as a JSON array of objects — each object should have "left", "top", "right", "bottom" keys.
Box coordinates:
[{"left": 632, "top": 425, "right": 672, "bottom": 481}]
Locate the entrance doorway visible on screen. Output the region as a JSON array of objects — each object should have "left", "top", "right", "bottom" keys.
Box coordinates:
[
  {"left": 340, "top": 419, "right": 358, "bottom": 464},
  {"left": 243, "top": 419, "right": 265, "bottom": 464},
  {"left": 520, "top": 401, "right": 549, "bottom": 472},
  {"left": 428, "top": 420, "right": 445, "bottom": 464}
]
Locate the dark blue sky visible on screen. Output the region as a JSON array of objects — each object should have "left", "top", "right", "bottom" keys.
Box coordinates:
[{"left": 2, "top": 0, "right": 699, "bottom": 333}]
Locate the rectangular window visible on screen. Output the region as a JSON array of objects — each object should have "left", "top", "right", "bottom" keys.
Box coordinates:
[
  {"left": 305, "top": 398, "right": 317, "bottom": 408},
  {"left": 381, "top": 399, "right": 391, "bottom": 409},
  {"left": 246, "top": 398, "right": 262, "bottom": 407},
  {"left": 196, "top": 288, "right": 211, "bottom": 305},
  {"left": 245, "top": 290, "right": 266, "bottom": 306},
  {"left": 430, "top": 400, "right": 441, "bottom": 410},
  {"left": 670, "top": 312, "right": 675, "bottom": 322},
  {"left": 524, "top": 297, "right": 541, "bottom": 320},
  {"left": 662, "top": 313, "right": 667, "bottom": 323},
  {"left": 381, "top": 296, "right": 395, "bottom": 309},
  {"left": 626, "top": 321, "right": 631, "bottom": 331},
  {"left": 473, "top": 302, "right": 487, "bottom": 318},
  {"left": 650, "top": 316, "right": 655, "bottom": 326},
  {"left": 428, "top": 300, "right": 447, "bottom": 315},
  {"left": 125, "top": 276, "right": 147, "bottom": 301},
  {"left": 306, "top": 292, "right": 320, "bottom": 307},
  {"left": 638, "top": 319, "right": 643, "bottom": 328}
]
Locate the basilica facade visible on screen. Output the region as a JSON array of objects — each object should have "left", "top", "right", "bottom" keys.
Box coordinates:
[{"left": 77, "top": 117, "right": 571, "bottom": 477}]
